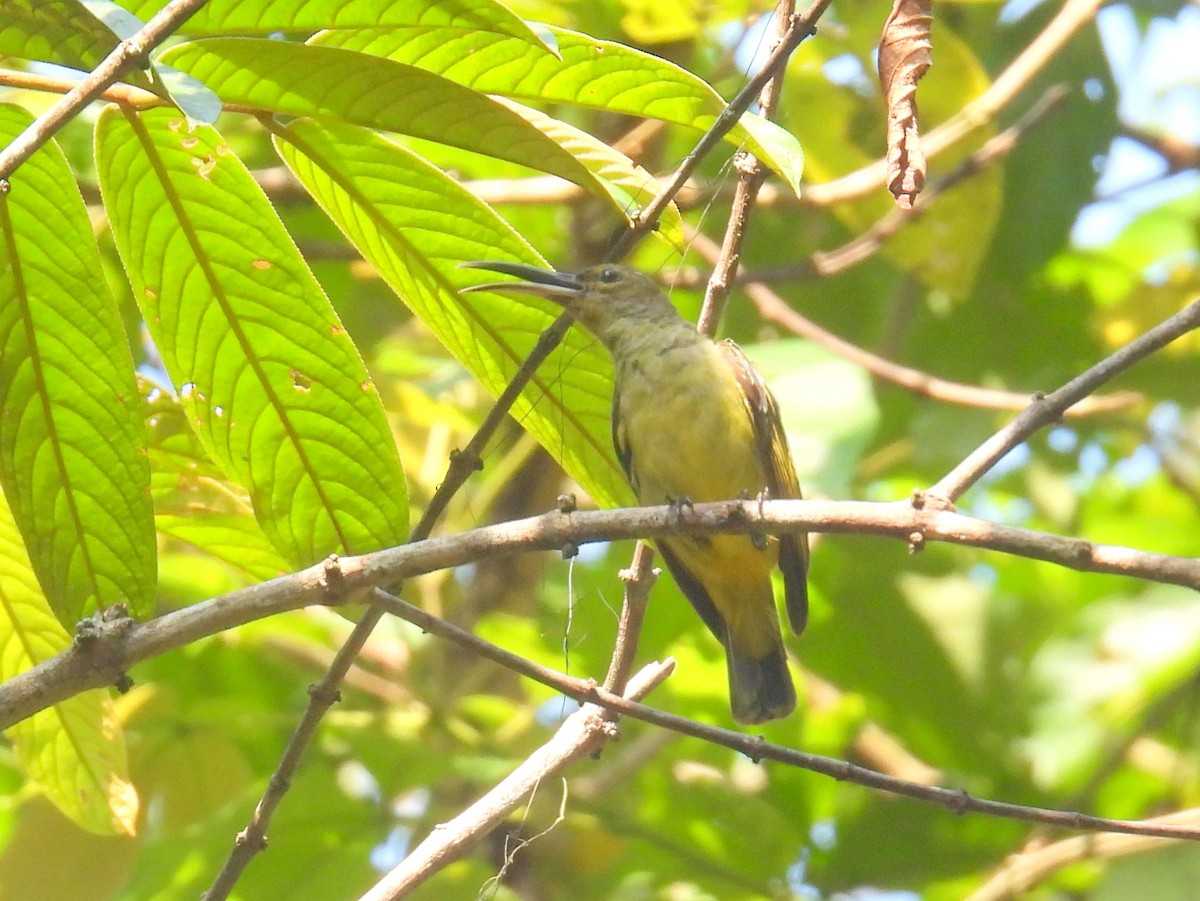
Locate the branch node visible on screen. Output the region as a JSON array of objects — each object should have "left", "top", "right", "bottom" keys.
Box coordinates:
[
  {"left": 949, "top": 788, "right": 971, "bottom": 814},
  {"left": 307, "top": 683, "right": 342, "bottom": 707},
  {"left": 912, "top": 488, "right": 954, "bottom": 513},
  {"left": 114, "top": 673, "right": 134, "bottom": 694},
  {"left": 561, "top": 542, "right": 579, "bottom": 560},
  {"left": 73, "top": 604, "right": 133, "bottom": 650},
  {"left": 907, "top": 531, "right": 926, "bottom": 554},
  {"left": 447, "top": 447, "right": 484, "bottom": 476},
  {"left": 669, "top": 496, "right": 695, "bottom": 525},
  {"left": 0, "top": 179, "right": 9, "bottom": 195},
  {"left": 321, "top": 554, "right": 346, "bottom": 603},
  {"left": 743, "top": 734, "right": 768, "bottom": 764},
  {"left": 120, "top": 38, "right": 150, "bottom": 69},
  {"left": 557, "top": 493, "right": 578, "bottom": 513},
  {"left": 733, "top": 150, "right": 757, "bottom": 177},
  {"left": 235, "top": 827, "right": 268, "bottom": 851}
]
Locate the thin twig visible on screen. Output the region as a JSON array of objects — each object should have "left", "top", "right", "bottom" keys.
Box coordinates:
[
  {"left": 686, "top": 229, "right": 1141, "bottom": 417},
  {"left": 0, "top": 0, "right": 210, "bottom": 180},
  {"left": 603, "top": 542, "right": 658, "bottom": 694},
  {"left": 362, "top": 543, "right": 661, "bottom": 899},
  {"left": 8, "top": 497, "right": 1200, "bottom": 733},
  {"left": 697, "top": 0, "right": 796, "bottom": 335},
  {"left": 359, "top": 660, "right": 674, "bottom": 901},
  {"left": 927, "top": 298, "right": 1200, "bottom": 506},
  {"left": 609, "top": 0, "right": 833, "bottom": 260},
  {"left": 361, "top": 592, "right": 1200, "bottom": 844}
]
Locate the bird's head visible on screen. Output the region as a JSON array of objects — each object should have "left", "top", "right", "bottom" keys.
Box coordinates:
[{"left": 460, "top": 262, "right": 683, "bottom": 347}]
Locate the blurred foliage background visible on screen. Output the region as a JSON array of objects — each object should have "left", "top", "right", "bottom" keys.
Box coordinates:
[{"left": 2, "top": 0, "right": 1200, "bottom": 899}]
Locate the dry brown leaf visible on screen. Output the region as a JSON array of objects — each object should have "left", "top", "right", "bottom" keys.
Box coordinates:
[{"left": 879, "top": 0, "right": 933, "bottom": 208}]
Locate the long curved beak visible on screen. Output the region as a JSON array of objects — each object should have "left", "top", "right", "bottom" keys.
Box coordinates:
[{"left": 458, "top": 261, "right": 582, "bottom": 300}]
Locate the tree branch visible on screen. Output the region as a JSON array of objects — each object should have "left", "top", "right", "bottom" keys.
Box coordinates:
[
  {"left": 203, "top": 312, "right": 578, "bottom": 899},
  {"left": 811, "top": 85, "right": 1068, "bottom": 276},
  {"left": 360, "top": 660, "right": 674, "bottom": 901},
  {"left": 7, "top": 498, "right": 1199, "bottom": 732},
  {"left": 927, "top": 297, "right": 1200, "bottom": 506},
  {"left": 965, "top": 807, "right": 1200, "bottom": 901},
  {"left": 686, "top": 228, "right": 1141, "bottom": 417},
  {"left": 362, "top": 593, "right": 1200, "bottom": 845}
]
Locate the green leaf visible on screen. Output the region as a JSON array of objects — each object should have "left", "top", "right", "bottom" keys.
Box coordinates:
[
  {"left": 493, "top": 97, "right": 687, "bottom": 255},
  {"left": 78, "top": 0, "right": 146, "bottom": 41},
  {"left": 271, "top": 118, "right": 630, "bottom": 507},
  {"left": 95, "top": 106, "right": 408, "bottom": 565},
  {"left": 127, "top": 0, "right": 554, "bottom": 49},
  {"left": 0, "top": 0, "right": 170, "bottom": 99},
  {"left": 0, "top": 103, "right": 155, "bottom": 622},
  {"left": 157, "top": 38, "right": 599, "bottom": 191},
  {"left": 312, "top": 25, "right": 805, "bottom": 194},
  {"left": 0, "top": 487, "right": 137, "bottom": 835},
  {"left": 0, "top": 0, "right": 118, "bottom": 72},
  {"left": 145, "top": 385, "right": 290, "bottom": 583}
]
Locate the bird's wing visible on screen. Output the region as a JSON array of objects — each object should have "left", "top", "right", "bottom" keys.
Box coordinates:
[
  {"left": 611, "top": 391, "right": 638, "bottom": 494},
  {"left": 718, "top": 340, "right": 810, "bottom": 636}
]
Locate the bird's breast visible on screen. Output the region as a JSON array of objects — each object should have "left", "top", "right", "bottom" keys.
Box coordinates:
[{"left": 615, "top": 340, "right": 765, "bottom": 506}]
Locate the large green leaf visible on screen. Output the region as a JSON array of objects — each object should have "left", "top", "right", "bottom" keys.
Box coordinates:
[
  {"left": 494, "top": 97, "right": 686, "bottom": 255},
  {"left": 145, "top": 385, "right": 290, "bottom": 584},
  {"left": 125, "top": 0, "right": 552, "bottom": 47},
  {"left": 271, "top": 118, "right": 630, "bottom": 507},
  {"left": 95, "top": 106, "right": 408, "bottom": 565},
  {"left": 0, "top": 0, "right": 203, "bottom": 110},
  {"left": 312, "top": 25, "right": 805, "bottom": 194},
  {"left": 0, "top": 103, "right": 154, "bottom": 622},
  {"left": 0, "top": 486, "right": 137, "bottom": 835},
  {"left": 157, "top": 39, "right": 600, "bottom": 193},
  {"left": 0, "top": 0, "right": 118, "bottom": 72}
]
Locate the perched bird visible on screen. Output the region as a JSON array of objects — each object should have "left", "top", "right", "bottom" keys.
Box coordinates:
[{"left": 462, "top": 262, "right": 808, "bottom": 724}]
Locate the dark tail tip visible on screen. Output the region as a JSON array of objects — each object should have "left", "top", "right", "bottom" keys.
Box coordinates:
[{"left": 727, "top": 644, "right": 796, "bottom": 725}]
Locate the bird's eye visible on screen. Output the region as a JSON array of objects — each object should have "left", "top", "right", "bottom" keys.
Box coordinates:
[{"left": 598, "top": 267, "right": 621, "bottom": 284}]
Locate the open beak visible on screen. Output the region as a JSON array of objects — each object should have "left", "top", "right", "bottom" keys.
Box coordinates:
[{"left": 458, "top": 261, "right": 582, "bottom": 300}]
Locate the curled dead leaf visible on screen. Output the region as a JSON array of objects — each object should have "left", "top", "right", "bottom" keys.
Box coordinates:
[{"left": 879, "top": 0, "right": 933, "bottom": 208}]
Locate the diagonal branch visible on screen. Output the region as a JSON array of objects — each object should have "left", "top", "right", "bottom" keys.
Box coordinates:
[
  {"left": 363, "top": 592, "right": 1200, "bottom": 844},
  {"left": 359, "top": 557, "right": 665, "bottom": 901},
  {"left": 803, "top": 0, "right": 1106, "bottom": 207},
  {"left": 203, "top": 313, "right": 576, "bottom": 899},
  {"left": 927, "top": 297, "right": 1200, "bottom": 506},
  {"left": 697, "top": 0, "right": 796, "bottom": 335}
]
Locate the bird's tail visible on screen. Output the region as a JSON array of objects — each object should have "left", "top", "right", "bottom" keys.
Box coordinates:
[{"left": 724, "top": 635, "right": 796, "bottom": 725}]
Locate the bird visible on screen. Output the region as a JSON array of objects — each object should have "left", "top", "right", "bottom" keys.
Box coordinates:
[{"left": 461, "top": 262, "right": 808, "bottom": 724}]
